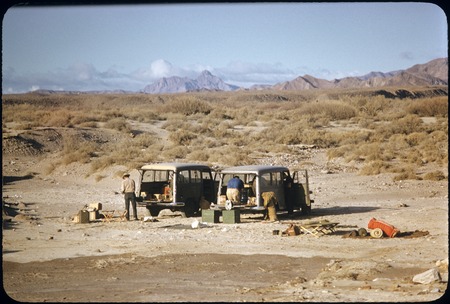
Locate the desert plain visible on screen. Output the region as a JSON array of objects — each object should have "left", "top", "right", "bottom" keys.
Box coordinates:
[{"left": 2, "top": 88, "right": 448, "bottom": 302}]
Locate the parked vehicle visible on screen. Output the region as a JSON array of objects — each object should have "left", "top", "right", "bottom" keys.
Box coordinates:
[
  {"left": 215, "top": 165, "right": 312, "bottom": 214},
  {"left": 136, "top": 163, "right": 216, "bottom": 217}
]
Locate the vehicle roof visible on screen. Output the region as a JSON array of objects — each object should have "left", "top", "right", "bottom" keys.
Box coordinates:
[
  {"left": 219, "top": 165, "right": 289, "bottom": 175},
  {"left": 140, "top": 162, "right": 211, "bottom": 171}
]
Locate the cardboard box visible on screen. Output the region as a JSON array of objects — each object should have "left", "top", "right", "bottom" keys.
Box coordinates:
[
  {"left": 89, "top": 210, "right": 99, "bottom": 221},
  {"left": 202, "top": 209, "right": 220, "bottom": 223},
  {"left": 78, "top": 210, "right": 90, "bottom": 223},
  {"left": 89, "top": 203, "right": 102, "bottom": 211},
  {"left": 222, "top": 209, "right": 240, "bottom": 224}
]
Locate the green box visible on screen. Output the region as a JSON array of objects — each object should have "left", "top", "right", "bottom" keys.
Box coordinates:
[
  {"left": 222, "top": 209, "right": 240, "bottom": 224},
  {"left": 201, "top": 209, "right": 220, "bottom": 223}
]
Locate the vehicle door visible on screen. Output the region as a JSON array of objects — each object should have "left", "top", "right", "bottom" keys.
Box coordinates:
[
  {"left": 201, "top": 169, "right": 215, "bottom": 203},
  {"left": 259, "top": 172, "right": 285, "bottom": 208}
]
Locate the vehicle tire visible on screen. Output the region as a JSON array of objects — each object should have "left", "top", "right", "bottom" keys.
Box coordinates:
[
  {"left": 301, "top": 204, "right": 311, "bottom": 215},
  {"left": 182, "top": 199, "right": 198, "bottom": 218},
  {"left": 147, "top": 206, "right": 160, "bottom": 217}
]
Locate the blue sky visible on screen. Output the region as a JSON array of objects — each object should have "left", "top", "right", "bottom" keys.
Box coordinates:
[{"left": 2, "top": 2, "right": 447, "bottom": 93}]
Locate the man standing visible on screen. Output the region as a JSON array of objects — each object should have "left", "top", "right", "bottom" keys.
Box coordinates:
[
  {"left": 121, "top": 173, "right": 138, "bottom": 221},
  {"left": 226, "top": 176, "right": 244, "bottom": 204}
]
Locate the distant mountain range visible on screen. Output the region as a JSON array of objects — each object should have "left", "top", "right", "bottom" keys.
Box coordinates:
[
  {"left": 270, "top": 57, "right": 447, "bottom": 91},
  {"left": 29, "top": 57, "right": 447, "bottom": 95},
  {"left": 142, "top": 70, "right": 239, "bottom": 93},
  {"left": 142, "top": 57, "right": 447, "bottom": 93}
]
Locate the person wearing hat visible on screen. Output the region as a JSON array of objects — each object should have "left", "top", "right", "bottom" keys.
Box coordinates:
[{"left": 120, "top": 173, "right": 138, "bottom": 221}]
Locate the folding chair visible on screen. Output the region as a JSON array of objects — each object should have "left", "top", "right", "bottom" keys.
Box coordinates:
[
  {"left": 102, "top": 210, "right": 116, "bottom": 222},
  {"left": 300, "top": 220, "right": 339, "bottom": 237}
]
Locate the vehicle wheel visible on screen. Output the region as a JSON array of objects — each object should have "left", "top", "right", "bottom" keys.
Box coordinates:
[
  {"left": 301, "top": 204, "right": 311, "bottom": 215},
  {"left": 182, "top": 199, "right": 198, "bottom": 218},
  {"left": 147, "top": 206, "right": 160, "bottom": 217}
]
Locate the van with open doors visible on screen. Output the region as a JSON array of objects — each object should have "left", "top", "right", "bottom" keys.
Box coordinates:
[
  {"left": 136, "top": 163, "right": 216, "bottom": 217},
  {"left": 215, "top": 165, "right": 312, "bottom": 215}
]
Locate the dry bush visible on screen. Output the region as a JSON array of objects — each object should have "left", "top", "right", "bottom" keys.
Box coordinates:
[
  {"left": 298, "top": 101, "right": 357, "bottom": 120},
  {"left": 131, "top": 133, "right": 157, "bottom": 148},
  {"left": 423, "top": 170, "right": 447, "bottom": 181},
  {"left": 161, "top": 145, "right": 189, "bottom": 160},
  {"left": 78, "top": 121, "right": 98, "bottom": 128},
  {"left": 407, "top": 97, "right": 448, "bottom": 117},
  {"left": 103, "top": 117, "right": 131, "bottom": 133},
  {"left": 392, "top": 165, "right": 420, "bottom": 181},
  {"left": 405, "top": 132, "right": 428, "bottom": 146},
  {"left": 359, "top": 160, "right": 391, "bottom": 175},
  {"left": 60, "top": 136, "right": 98, "bottom": 165},
  {"left": 161, "top": 96, "right": 212, "bottom": 116},
  {"left": 206, "top": 146, "right": 252, "bottom": 166},
  {"left": 186, "top": 149, "right": 210, "bottom": 162},
  {"left": 169, "top": 129, "right": 197, "bottom": 145},
  {"left": 377, "top": 114, "right": 423, "bottom": 138}
]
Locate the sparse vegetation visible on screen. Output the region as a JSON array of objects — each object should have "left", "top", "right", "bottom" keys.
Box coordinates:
[{"left": 2, "top": 86, "right": 448, "bottom": 181}]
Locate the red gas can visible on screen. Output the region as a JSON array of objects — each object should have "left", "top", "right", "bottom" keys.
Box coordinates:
[{"left": 368, "top": 218, "right": 399, "bottom": 238}]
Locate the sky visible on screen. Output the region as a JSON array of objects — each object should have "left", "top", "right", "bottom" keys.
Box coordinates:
[{"left": 2, "top": 2, "right": 448, "bottom": 93}]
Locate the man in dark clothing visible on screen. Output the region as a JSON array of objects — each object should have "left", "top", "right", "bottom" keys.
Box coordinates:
[
  {"left": 283, "top": 173, "right": 294, "bottom": 215},
  {"left": 121, "top": 173, "right": 138, "bottom": 220}
]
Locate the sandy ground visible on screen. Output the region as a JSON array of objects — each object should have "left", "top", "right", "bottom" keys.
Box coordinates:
[{"left": 2, "top": 149, "right": 448, "bottom": 302}]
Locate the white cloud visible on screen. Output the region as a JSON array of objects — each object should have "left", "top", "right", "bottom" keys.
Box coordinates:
[{"left": 150, "top": 59, "right": 173, "bottom": 77}]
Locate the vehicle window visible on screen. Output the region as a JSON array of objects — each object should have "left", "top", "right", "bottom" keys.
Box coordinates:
[
  {"left": 273, "top": 172, "right": 283, "bottom": 185},
  {"left": 222, "top": 174, "right": 233, "bottom": 185},
  {"left": 155, "top": 170, "right": 169, "bottom": 182},
  {"left": 191, "top": 170, "right": 201, "bottom": 183},
  {"left": 142, "top": 170, "right": 170, "bottom": 182},
  {"left": 260, "top": 173, "right": 271, "bottom": 186},
  {"left": 142, "top": 170, "right": 155, "bottom": 182},
  {"left": 202, "top": 170, "right": 212, "bottom": 180},
  {"left": 178, "top": 170, "right": 190, "bottom": 183}
]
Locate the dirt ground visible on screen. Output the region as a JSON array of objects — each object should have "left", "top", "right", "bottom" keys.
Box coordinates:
[{"left": 2, "top": 139, "right": 449, "bottom": 302}]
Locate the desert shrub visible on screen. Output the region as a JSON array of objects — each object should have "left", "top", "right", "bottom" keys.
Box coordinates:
[
  {"left": 359, "top": 160, "right": 391, "bottom": 175},
  {"left": 392, "top": 166, "right": 420, "bottom": 181},
  {"left": 44, "top": 109, "right": 74, "bottom": 127},
  {"left": 187, "top": 149, "right": 210, "bottom": 162},
  {"left": 169, "top": 129, "right": 196, "bottom": 145},
  {"left": 104, "top": 117, "right": 131, "bottom": 133},
  {"left": 298, "top": 101, "right": 357, "bottom": 120},
  {"left": 161, "top": 145, "right": 189, "bottom": 159},
  {"left": 407, "top": 97, "right": 448, "bottom": 117},
  {"left": 298, "top": 129, "right": 341, "bottom": 148},
  {"left": 132, "top": 133, "right": 157, "bottom": 148},
  {"left": 423, "top": 170, "right": 447, "bottom": 181},
  {"left": 378, "top": 114, "right": 423, "bottom": 138},
  {"left": 78, "top": 121, "right": 98, "bottom": 128},
  {"left": 162, "top": 96, "right": 212, "bottom": 116},
  {"left": 206, "top": 146, "right": 251, "bottom": 166},
  {"left": 161, "top": 117, "right": 187, "bottom": 131},
  {"left": 89, "top": 155, "right": 114, "bottom": 172},
  {"left": 60, "top": 136, "right": 97, "bottom": 165},
  {"left": 405, "top": 132, "right": 428, "bottom": 147}
]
